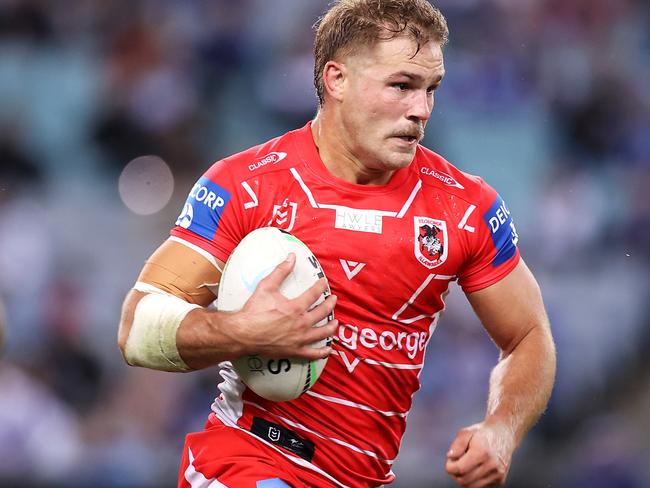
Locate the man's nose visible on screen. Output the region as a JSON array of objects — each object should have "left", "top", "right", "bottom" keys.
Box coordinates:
[{"left": 407, "top": 90, "right": 433, "bottom": 122}]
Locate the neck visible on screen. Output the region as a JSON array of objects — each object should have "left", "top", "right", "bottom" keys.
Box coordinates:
[{"left": 310, "top": 110, "right": 395, "bottom": 186}]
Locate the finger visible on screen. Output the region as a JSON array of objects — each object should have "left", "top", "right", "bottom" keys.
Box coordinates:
[
  {"left": 302, "top": 319, "right": 338, "bottom": 345},
  {"left": 259, "top": 253, "right": 296, "bottom": 290},
  {"left": 447, "top": 447, "right": 487, "bottom": 479},
  {"left": 293, "top": 277, "right": 329, "bottom": 310},
  {"left": 302, "top": 295, "right": 337, "bottom": 327},
  {"left": 466, "top": 470, "right": 506, "bottom": 488},
  {"left": 294, "top": 343, "right": 333, "bottom": 361},
  {"left": 468, "top": 455, "right": 509, "bottom": 488},
  {"left": 447, "top": 428, "right": 475, "bottom": 462},
  {"left": 452, "top": 460, "right": 494, "bottom": 487}
]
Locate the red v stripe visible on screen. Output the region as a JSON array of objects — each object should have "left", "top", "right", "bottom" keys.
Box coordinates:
[{"left": 339, "top": 259, "right": 366, "bottom": 280}]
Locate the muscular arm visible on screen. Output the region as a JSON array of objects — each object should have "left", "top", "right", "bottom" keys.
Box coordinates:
[
  {"left": 472, "top": 259, "right": 555, "bottom": 445},
  {"left": 118, "top": 239, "right": 337, "bottom": 371},
  {"left": 446, "top": 259, "right": 556, "bottom": 487}
]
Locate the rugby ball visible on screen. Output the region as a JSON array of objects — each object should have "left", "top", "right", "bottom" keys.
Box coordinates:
[{"left": 217, "top": 227, "right": 332, "bottom": 402}]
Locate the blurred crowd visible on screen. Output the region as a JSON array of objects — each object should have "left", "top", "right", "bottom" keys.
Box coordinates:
[{"left": 0, "top": 0, "right": 648, "bottom": 487}]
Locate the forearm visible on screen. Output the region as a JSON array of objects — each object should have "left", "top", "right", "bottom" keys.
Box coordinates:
[
  {"left": 175, "top": 307, "right": 244, "bottom": 369},
  {"left": 485, "top": 322, "right": 556, "bottom": 446},
  {"left": 118, "top": 289, "right": 243, "bottom": 372},
  {"left": 118, "top": 256, "right": 337, "bottom": 372}
]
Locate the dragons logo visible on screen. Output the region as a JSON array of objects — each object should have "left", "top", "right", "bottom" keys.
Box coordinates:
[
  {"left": 413, "top": 217, "right": 448, "bottom": 269},
  {"left": 418, "top": 224, "right": 444, "bottom": 261}
]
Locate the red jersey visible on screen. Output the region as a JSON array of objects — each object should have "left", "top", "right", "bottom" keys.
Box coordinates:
[{"left": 170, "top": 122, "right": 520, "bottom": 487}]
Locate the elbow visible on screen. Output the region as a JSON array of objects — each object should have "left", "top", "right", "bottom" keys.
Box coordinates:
[
  {"left": 117, "top": 321, "right": 136, "bottom": 366},
  {"left": 117, "top": 290, "right": 141, "bottom": 366},
  {"left": 500, "top": 317, "right": 555, "bottom": 360},
  {"left": 115, "top": 290, "right": 195, "bottom": 372},
  {"left": 519, "top": 319, "right": 557, "bottom": 379},
  {"left": 117, "top": 325, "right": 129, "bottom": 361},
  {"left": 537, "top": 317, "right": 556, "bottom": 361},
  {"left": 545, "top": 324, "right": 558, "bottom": 377}
]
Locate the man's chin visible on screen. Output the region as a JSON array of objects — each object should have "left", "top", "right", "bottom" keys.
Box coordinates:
[{"left": 382, "top": 152, "right": 416, "bottom": 171}]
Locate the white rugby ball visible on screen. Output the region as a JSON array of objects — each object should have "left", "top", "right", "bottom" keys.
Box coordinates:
[{"left": 217, "top": 227, "right": 332, "bottom": 402}]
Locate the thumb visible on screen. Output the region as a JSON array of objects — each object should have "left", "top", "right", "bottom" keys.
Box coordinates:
[
  {"left": 259, "top": 253, "right": 296, "bottom": 289},
  {"left": 447, "top": 427, "right": 475, "bottom": 460}
]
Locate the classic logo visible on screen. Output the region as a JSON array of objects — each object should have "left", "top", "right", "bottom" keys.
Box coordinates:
[
  {"left": 413, "top": 217, "right": 448, "bottom": 269},
  {"left": 248, "top": 151, "right": 287, "bottom": 171},
  {"left": 420, "top": 167, "right": 465, "bottom": 189}
]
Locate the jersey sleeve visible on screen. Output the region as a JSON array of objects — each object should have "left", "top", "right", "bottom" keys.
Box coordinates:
[
  {"left": 457, "top": 179, "right": 521, "bottom": 293},
  {"left": 170, "top": 159, "right": 247, "bottom": 263}
]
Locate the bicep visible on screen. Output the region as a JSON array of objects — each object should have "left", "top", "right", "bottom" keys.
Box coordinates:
[
  {"left": 465, "top": 259, "right": 550, "bottom": 354},
  {"left": 137, "top": 238, "right": 225, "bottom": 306}
]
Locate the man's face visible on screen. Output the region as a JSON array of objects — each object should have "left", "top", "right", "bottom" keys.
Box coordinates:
[{"left": 338, "top": 36, "right": 445, "bottom": 172}]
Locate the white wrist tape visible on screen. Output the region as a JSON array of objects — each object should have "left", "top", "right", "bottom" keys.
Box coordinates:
[{"left": 125, "top": 283, "right": 201, "bottom": 371}]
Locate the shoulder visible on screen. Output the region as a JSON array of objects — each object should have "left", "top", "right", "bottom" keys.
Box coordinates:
[
  {"left": 414, "top": 145, "right": 490, "bottom": 202},
  {"left": 203, "top": 127, "right": 303, "bottom": 185}
]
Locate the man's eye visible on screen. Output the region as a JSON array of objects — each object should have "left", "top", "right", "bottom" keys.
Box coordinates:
[{"left": 393, "top": 83, "right": 409, "bottom": 91}]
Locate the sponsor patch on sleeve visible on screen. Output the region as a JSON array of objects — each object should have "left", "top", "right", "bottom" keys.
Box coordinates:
[
  {"left": 483, "top": 194, "right": 519, "bottom": 266},
  {"left": 175, "top": 176, "right": 231, "bottom": 241}
]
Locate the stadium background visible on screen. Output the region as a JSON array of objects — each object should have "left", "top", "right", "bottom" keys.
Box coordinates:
[{"left": 0, "top": 0, "right": 648, "bottom": 486}]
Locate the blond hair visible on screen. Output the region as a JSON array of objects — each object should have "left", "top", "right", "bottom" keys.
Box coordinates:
[{"left": 313, "top": 0, "right": 449, "bottom": 105}]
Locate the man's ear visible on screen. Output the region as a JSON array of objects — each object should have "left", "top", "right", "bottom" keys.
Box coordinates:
[{"left": 322, "top": 60, "right": 346, "bottom": 102}]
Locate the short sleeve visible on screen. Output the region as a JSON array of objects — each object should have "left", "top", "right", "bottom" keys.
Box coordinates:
[
  {"left": 170, "top": 159, "right": 246, "bottom": 263},
  {"left": 458, "top": 179, "right": 521, "bottom": 293}
]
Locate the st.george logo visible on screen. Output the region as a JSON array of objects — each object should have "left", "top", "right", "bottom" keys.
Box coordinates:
[
  {"left": 413, "top": 217, "right": 448, "bottom": 269},
  {"left": 419, "top": 225, "right": 444, "bottom": 260}
]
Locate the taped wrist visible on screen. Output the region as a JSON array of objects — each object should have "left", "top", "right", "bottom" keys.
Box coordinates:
[{"left": 125, "top": 286, "right": 201, "bottom": 371}]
